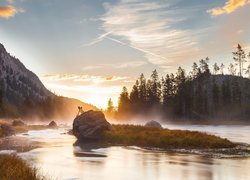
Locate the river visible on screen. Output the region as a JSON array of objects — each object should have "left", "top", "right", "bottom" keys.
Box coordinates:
[{"left": 12, "top": 125, "right": 250, "bottom": 180}]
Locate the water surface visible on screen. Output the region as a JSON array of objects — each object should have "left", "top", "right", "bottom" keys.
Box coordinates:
[{"left": 14, "top": 125, "right": 250, "bottom": 180}]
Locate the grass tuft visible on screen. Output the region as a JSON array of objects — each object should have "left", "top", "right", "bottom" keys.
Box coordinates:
[{"left": 0, "top": 154, "right": 44, "bottom": 180}]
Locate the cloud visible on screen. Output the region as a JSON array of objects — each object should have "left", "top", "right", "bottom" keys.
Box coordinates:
[
  {"left": 42, "top": 74, "right": 129, "bottom": 84},
  {"left": 82, "top": 60, "right": 147, "bottom": 71},
  {"left": 99, "top": 0, "right": 203, "bottom": 70},
  {"left": 208, "top": 0, "right": 250, "bottom": 16},
  {"left": 0, "top": 5, "right": 16, "bottom": 18}
]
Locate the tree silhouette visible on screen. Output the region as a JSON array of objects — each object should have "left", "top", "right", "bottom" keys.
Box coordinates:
[
  {"left": 213, "top": 63, "right": 220, "bottom": 75},
  {"left": 107, "top": 98, "right": 114, "bottom": 115},
  {"left": 233, "top": 44, "right": 246, "bottom": 77},
  {"left": 220, "top": 63, "right": 225, "bottom": 74},
  {"left": 228, "top": 63, "right": 236, "bottom": 75}
]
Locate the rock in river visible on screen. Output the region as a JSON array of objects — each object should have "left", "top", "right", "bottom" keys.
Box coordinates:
[
  {"left": 73, "top": 110, "right": 111, "bottom": 140},
  {"left": 145, "top": 120, "right": 163, "bottom": 129},
  {"left": 48, "top": 121, "right": 58, "bottom": 128},
  {"left": 12, "top": 119, "right": 26, "bottom": 126},
  {"left": 0, "top": 124, "right": 15, "bottom": 137}
]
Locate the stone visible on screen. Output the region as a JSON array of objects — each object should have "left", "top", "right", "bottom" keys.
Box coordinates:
[
  {"left": 48, "top": 121, "right": 58, "bottom": 128},
  {"left": 73, "top": 110, "right": 111, "bottom": 140},
  {"left": 12, "top": 120, "right": 26, "bottom": 126},
  {"left": 0, "top": 124, "right": 15, "bottom": 137},
  {"left": 145, "top": 120, "right": 163, "bottom": 129}
]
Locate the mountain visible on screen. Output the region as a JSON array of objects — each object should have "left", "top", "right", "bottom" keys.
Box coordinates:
[{"left": 0, "top": 43, "right": 97, "bottom": 120}]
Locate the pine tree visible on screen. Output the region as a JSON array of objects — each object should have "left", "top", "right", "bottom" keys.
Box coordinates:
[
  {"left": 162, "top": 74, "right": 173, "bottom": 106},
  {"left": 199, "top": 57, "right": 210, "bottom": 74},
  {"left": 246, "top": 52, "right": 250, "bottom": 78},
  {"left": 213, "top": 63, "right": 220, "bottom": 75},
  {"left": 220, "top": 63, "right": 225, "bottom": 74},
  {"left": 138, "top": 74, "right": 147, "bottom": 106},
  {"left": 130, "top": 80, "right": 140, "bottom": 113},
  {"left": 147, "top": 70, "right": 161, "bottom": 106},
  {"left": 228, "top": 63, "right": 236, "bottom": 75},
  {"left": 233, "top": 44, "right": 246, "bottom": 77},
  {"left": 118, "top": 86, "right": 131, "bottom": 115},
  {"left": 106, "top": 98, "right": 114, "bottom": 115},
  {"left": 192, "top": 62, "right": 199, "bottom": 78}
]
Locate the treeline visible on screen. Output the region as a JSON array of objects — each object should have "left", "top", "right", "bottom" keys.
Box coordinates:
[
  {"left": 0, "top": 94, "right": 96, "bottom": 120},
  {"left": 106, "top": 44, "right": 250, "bottom": 122}
]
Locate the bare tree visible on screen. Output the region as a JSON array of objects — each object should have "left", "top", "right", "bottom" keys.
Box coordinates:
[{"left": 233, "top": 44, "right": 246, "bottom": 77}]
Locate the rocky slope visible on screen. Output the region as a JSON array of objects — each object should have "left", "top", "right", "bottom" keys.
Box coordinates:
[{"left": 0, "top": 43, "right": 97, "bottom": 119}]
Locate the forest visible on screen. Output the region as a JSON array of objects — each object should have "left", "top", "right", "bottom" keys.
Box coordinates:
[{"left": 106, "top": 44, "right": 250, "bottom": 123}]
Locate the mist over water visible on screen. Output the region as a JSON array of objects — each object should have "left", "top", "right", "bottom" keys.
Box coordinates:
[{"left": 11, "top": 124, "right": 249, "bottom": 180}]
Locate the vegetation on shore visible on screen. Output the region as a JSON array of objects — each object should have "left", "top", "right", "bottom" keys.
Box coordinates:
[
  {"left": 0, "top": 155, "right": 42, "bottom": 180},
  {"left": 102, "top": 125, "right": 235, "bottom": 149}
]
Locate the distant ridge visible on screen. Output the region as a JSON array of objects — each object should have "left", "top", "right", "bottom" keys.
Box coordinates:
[{"left": 0, "top": 43, "right": 97, "bottom": 120}]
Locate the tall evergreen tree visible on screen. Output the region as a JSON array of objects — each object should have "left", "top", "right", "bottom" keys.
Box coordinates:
[
  {"left": 118, "top": 86, "right": 131, "bottom": 115},
  {"left": 220, "top": 63, "right": 225, "bottom": 74},
  {"left": 106, "top": 98, "right": 114, "bottom": 115},
  {"left": 192, "top": 62, "right": 199, "bottom": 78},
  {"left": 138, "top": 74, "right": 147, "bottom": 105},
  {"left": 233, "top": 44, "right": 246, "bottom": 77},
  {"left": 213, "top": 63, "right": 220, "bottom": 75},
  {"left": 162, "top": 74, "right": 173, "bottom": 106},
  {"left": 130, "top": 80, "right": 140, "bottom": 113},
  {"left": 147, "top": 70, "right": 161, "bottom": 106},
  {"left": 228, "top": 63, "right": 236, "bottom": 75}
]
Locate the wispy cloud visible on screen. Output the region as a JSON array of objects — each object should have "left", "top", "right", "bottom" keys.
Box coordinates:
[
  {"left": 208, "top": 0, "right": 250, "bottom": 16},
  {"left": 98, "top": 0, "right": 203, "bottom": 69},
  {"left": 42, "top": 74, "right": 129, "bottom": 84},
  {"left": 81, "top": 32, "right": 112, "bottom": 47},
  {"left": 0, "top": 5, "right": 16, "bottom": 18},
  {"left": 82, "top": 60, "right": 147, "bottom": 71}
]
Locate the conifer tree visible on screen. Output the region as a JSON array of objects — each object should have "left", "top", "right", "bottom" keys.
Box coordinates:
[
  {"left": 228, "top": 63, "right": 236, "bottom": 75},
  {"left": 220, "top": 63, "right": 225, "bottom": 74},
  {"left": 213, "top": 63, "right": 220, "bottom": 74},
  {"left": 118, "top": 86, "right": 131, "bottom": 115},
  {"left": 233, "top": 44, "right": 246, "bottom": 77}
]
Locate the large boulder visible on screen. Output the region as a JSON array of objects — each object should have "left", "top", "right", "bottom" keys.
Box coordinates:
[
  {"left": 73, "top": 110, "right": 111, "bottom": 140},
  {"left": 48, "top": 121, "right": 58, "bottom": 128},
  {"left": 0, "top": 124, "right": 15, "bottom": 137},
  {"left": 12, "top": 120, "right": 26, "bottom": 126},
  {"left": 145, "top": 120, "right": 162, "bottom": 129}
]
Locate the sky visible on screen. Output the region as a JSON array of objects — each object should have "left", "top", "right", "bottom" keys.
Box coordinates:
[{"left": 0, "top": 0, "right": 250, "bottom": 108}]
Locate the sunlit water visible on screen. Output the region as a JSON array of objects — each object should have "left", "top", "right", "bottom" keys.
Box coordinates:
[{"left": 5, "top": 125, "right": 250, "bottom": 180}]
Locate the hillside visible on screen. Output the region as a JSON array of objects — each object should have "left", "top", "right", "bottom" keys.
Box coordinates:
[{"left": 0, "top": 43, "right": 97, "bottom": 120}]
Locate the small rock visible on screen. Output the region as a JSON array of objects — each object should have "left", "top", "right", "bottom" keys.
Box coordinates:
[
  {"left": 0, "top": 124, "right": 15, "bottom": 137},
  {"left": 145, "top": 120, "right": 162, "bottom": 129},
  {"left": 48, "top": 121, "right": 58, "bottom": 128},
  {"left": 12, "top": 120, "right": 26, "bottom": 126}
]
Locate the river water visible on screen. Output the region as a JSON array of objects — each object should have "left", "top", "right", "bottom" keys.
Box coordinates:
[{"left": 13, "top": 125, "right": 250, "bottom": 180}]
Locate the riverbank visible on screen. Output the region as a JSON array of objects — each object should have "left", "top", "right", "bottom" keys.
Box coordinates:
[{"left": 0, "top": 154, "right": 43, "bottom": 180}]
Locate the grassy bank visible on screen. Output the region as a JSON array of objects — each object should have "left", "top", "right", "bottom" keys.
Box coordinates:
[
  {"left": 0, "top": 155, "right": 43, "bottom": 180},
  {"left": 102, "top": 125, "right": 235, "bottom": 149}
]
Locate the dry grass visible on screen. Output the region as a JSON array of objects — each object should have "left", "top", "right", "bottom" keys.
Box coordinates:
[
  {"left": 103, "top": 125, "right": 235, "bottom": 149},
  {"left": 0, "top": 154, "right": 43, "bottom": 180}
]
